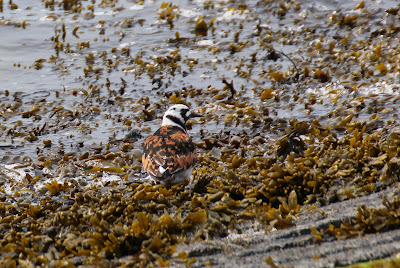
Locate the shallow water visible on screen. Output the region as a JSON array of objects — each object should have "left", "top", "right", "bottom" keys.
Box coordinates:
[{"left": 1, "top": 0, "right": 400, "bottom": 176}]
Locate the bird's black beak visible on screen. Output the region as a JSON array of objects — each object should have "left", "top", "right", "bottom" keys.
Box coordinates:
[{"left": 190, "top": 111, "right": 203, "bottom": 118}]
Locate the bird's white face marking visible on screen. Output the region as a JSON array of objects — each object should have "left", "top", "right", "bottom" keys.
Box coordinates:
[
  {"left": 161, "top": 104, "right": 190, "bottom": 130},
  {"left": 159, "top": 165, "right": 166, "bottom": 174}
]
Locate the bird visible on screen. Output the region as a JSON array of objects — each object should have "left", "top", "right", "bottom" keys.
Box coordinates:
[{"left": 142, "top": 104, "right": 203, "bottom": 185}]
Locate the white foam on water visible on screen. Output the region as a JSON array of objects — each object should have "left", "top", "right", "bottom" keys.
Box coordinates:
[
  {"left": 129, "top": 4, "right": 144, "bottom": 11},
  {"left": 216, "top": 8, "right": 250, "bottom": 22}
]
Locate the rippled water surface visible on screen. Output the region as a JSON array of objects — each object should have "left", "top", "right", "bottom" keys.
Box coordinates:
[
  {"left": 0, "top": 0, "right": 399, "bottom": 158},
  {"left": 0, "top": 0, "right": 399, "bottom": 186}
]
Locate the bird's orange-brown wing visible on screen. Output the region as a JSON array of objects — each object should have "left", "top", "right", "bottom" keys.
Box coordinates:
[{"left": 142, "top": 126, "right": 197, "bottom": 180}]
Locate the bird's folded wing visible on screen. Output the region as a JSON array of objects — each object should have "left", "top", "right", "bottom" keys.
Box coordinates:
[{"left": 143, "top": 131, "right": 197, "bottom": 179}]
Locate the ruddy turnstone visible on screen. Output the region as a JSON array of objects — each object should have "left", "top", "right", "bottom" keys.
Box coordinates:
[{"left": 142, "top": 104, "right": 202, "bottom": 185}]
